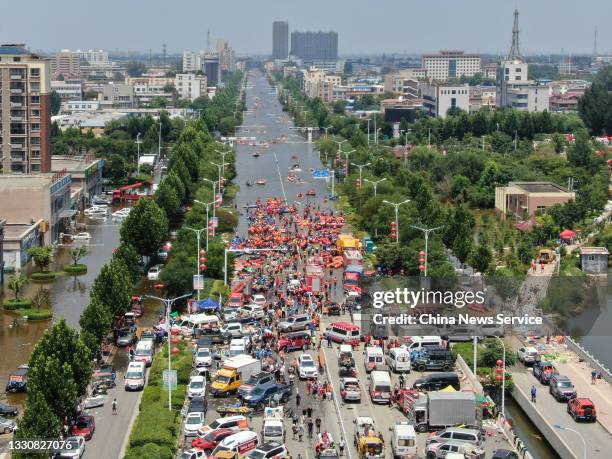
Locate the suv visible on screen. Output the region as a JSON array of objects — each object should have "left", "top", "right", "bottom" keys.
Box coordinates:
[
  {"left": 240, "top": 383, "right": 292, "bottom": 408},
  {"left": 278, "top": 314, "right": 311, "bottom": 332},
  {"left": 567, "top": 398, "right": 597, "bottom": 422},
  {"left": 549, "top": 374, "right": 576, "bottom": 402},
  {"left": 533, "top": 361, "right": 557, "bottom": 384},
  {"left": 412, "top": 347, "right": 455, "bottom": 372},
  {"left": 276, "top": 331, "right": 311, "bottom": 352},
  {"left": 238, "top": 371, "right": 275, "bottom": 398},
  {"left": 247, "top": 442, "right": 289, "bottom": 459},
  {"left": 517, "top": 347, "right": 539, "bottom": 366}
]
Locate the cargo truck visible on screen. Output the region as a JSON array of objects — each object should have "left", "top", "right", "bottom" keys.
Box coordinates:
[
  {"left": 405, "top": 391, "right": 477, "bottom": 432},
  {"left": 210, "top": 355, "right": 262, "bottom": 396}
]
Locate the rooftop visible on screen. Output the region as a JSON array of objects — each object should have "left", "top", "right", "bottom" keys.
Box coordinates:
[
  {"left": 52, "top": 155, "right": 101, "bottom": 173},
  {"left": 0, "top": 44, "right": 28, "bottom": 55},
  {"left": 510, "top": 181, "right": 570, "bottom": 193},
  {"left": 580, "top": 247, "right": 610, "bottom": 256}
]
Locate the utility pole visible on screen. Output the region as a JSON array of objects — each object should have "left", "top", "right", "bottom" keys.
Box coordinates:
[
  {"left": 135, "top": 133, "right": 142, "bottom": 176},
  {"left": 367, "top": 118, "right": 371, "bottom": 146},
  {"left": 514, "top": 130, "right": 518, "bottom": 151},
  {"left": 184, "top": 227, "right": 206, "bottom": 301},
  {"left": 194, "top": 199, "right": 215, "bottom": 250},
  {"left": 342, "top": 150, "right": 356, "bottom": 182},
  {"left": 383, "top": 199, "right": 411, "bottom": 243},
  {"left": 410, "top": 224, "right": 443, "bottom": 276},
  {"left": 158, "top": 120, "right": 162, "bottom": 158}
]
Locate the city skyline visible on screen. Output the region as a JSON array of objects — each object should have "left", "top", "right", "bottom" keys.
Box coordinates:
[{"left": 1, "top": 0, "right": 609, "bottom": 55}]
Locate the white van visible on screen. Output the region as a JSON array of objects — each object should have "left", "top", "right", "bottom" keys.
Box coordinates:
[
  {"left": 401, "top": 336, "right": 443, "bottom": 352},
  {"left": 386, "top": 347, "right": 411, "bottom": 373},
  {"left": 179, "top": 314, "right": 221, "bottom": 337},
  {"left": 364, "top": 346, "right": 384, "bottom": 373},
  {"left": 391, "top": 422, "right": 416, "bottom": 459},
  {"left": 213, "top": 431, "right": 259, "bottom": 456},
  {"left": 125, "top": 362, "right": 146, "bottom": 391},
  {"left": 369, "top": 370, "right": 391, "bottom": 404},
  {"left": 229, "top": 338, "right": 247, "bottom": 357},
  {"left": 133, "top": 341, "right": 154, "bottom": 367}
]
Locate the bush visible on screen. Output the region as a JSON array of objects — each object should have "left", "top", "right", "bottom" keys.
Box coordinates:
[
  {"left": 124, "top": 443, "right": 173, "bottom": 459},
  {"left": 31, "top": 271, "right": 56, "bottom": 282},
  {"left": 3, "top": 298, "right": 33, "bottom": 310},
  {"left": 64, "top": 264, "right": 88, "bottom": 274},
  {"left": 16, "top": 308, "right": 52, "bottom": 321}
]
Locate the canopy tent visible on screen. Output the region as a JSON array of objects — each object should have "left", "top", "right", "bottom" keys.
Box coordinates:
[
  {"left": 440, "top": 385, "right": 457, "bottom": 392},
  {"left": 193, "top": 298, "right": 221, "bottom": 311},
  {"left": 560, "top": 229, "right": 577, "bottom": 240}
]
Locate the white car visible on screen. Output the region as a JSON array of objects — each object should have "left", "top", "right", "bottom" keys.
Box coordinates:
[
  {"left": 188, "top": 376, "right": 206, "bottom": 398},
  {"left": 517, "top": 346, "right": 539, "bottom": 365},
  {"left": 184, "top": 412, "right": 205, "bottom": 436},
  {"left": 181, "top": 449, "right": 207, "bottom": 459},
  {"left": 147, "top": 264, "right": 162, "bottom": 281},
  {"left": 252, "top": 294, "right": 267, "bottom": 307},
  {"left": 241, "top": 304, "right": 265, "bottom": 319},
  {"left": 195, "top": 347, "right": 212, "bottom": 368},
  {"left": 55, "top": 436, "right": 85, "bottom": 458},
  {"left": 298, "top": 354, "right": 318, "bottom": 379}
]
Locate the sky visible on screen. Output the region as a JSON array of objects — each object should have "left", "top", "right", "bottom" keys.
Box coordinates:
[{"left": 2, "top": 0, "right": 610, "bottom": 56}]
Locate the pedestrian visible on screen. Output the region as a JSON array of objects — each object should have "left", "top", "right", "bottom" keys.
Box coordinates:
[
  {"left": 298, "top": 424, "right": 304, "bottom": 442},
  {"left": 306, "top": 380, "right": 312, "bottom": 396},
  {"left": 292, "top": 423, "right": 298, "bottom": 440},
  {"left": 315, "top": 416, "right": 322, "bottom": 434},
  {"left": 399, "top": 373, "right": 405, "bottom": 389},
  {"left": 339, "top": 438, "right": 345, "bottom": 456},
  {"left": 112, "top": 398, "right": 118, "bottom": 415},
  {"left": 530, "top": 384, "right": 537, "bottom": 403},
  {"left": 591, "top": 369, "right": 597, "bottom": 384},
  {"left": 296, "top": 392, "right": 301, "bottom": 407},
  {"left": 307, "top": 406, "right": 313, "bottom": 418},
  {"left": 307, "top": 418, "right": 314, "bottom": 438},
  {"left": 327, "top": 335, "right": 332, "bottom": 348}
]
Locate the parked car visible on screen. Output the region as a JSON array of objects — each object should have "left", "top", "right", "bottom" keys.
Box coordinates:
[
  {"left": 5, "top": 364, "right": 28, "bottom": 393},
  {"left": 188, "top": 396, "right": 208, "bottom": 416},
  {"left": 184, "top": 412, "right": 206, "bottom": 436},
  {"left": 567, "top": 398, "right": 597, "bottom": 422},
  {"left": 239, "top": 383, "right": 292, "bottom": 409},
  {"left": 191, "top": 428, "right": 235, "bottom": 453},
  {"left": 240, "top": 304, "right": 265, "bottom": 319},
  {"left": 238, "top": 371, "right": 276, "bottom": 398},
  {"left": 188, "top": 376, "right": 206, "bottom": 398},
  {"left": 116, "top": 327, "right": 137, "bottom": 347},
  {"left": 0, "top": 416, "right": 16, "bottom": 434},
  {"left": 246, "top": 441, "right": 289, "bottom": 459},
  {"left": 0, "top": 403, "right": 18, "bottom": 417},
  {"left": 533, "top": 361, "right": 557, "bottom": 384},
  {"left": 339, "top": 377, "right": 361, "bottom": 402},
  {"left": 298, "top": 354, "right": 318, "bottom": 379},
  {"left": 411, "top": 348, "right": 455, "bottom": 372},
  {"left": 491, "top": 450, "right": 518, "bottom": 459},
  {"left": 221, "top": 322, "right": 244, "bottom": 339},
  {"left": 425, "top": 440, "right": 484, "bottom": 459},
  {"left": 549, "top": 375, "right": 577, "bottom": 402},
  {"left": 157, "top": 249, "right": 169, "bottom": 261},
  {"left": 276, "top": 331, "right": 311, "bottom": 352},
  {"left": 517, "top": 347, "right": 539, "bottom": 365},
  {"left": 55, "top": 436, "right": 86, "bottom": 458},
  {"left": 251, "top": 294, "right": 267, "bottom": 307},
  {"left": 195, "top": 347, "right": 213, "bottom": 368},
  {"left": 71, "top": 415, "right": 96, "bottom": 440},
  {"left": 425, "top": 427, "right": 483, "bottom": 447},
  {"left": 278, "top": 314, "right": 311, "bottom": 333},
  {"left": 180, "top": 448, "right": 207, "bottom": 459},
  {"left": 147, "top": 264, "right": 163, "bottom": 281}
]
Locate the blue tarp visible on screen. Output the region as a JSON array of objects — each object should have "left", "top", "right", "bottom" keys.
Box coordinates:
[{"left": 194, "top": 298, "right": 220, "bottom": 311}]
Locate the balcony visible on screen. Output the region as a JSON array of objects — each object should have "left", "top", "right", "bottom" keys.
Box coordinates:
[
  {"left": 11, "top": 153, "right": 25, "bottom": 162},
  {"left": 10, "top": 88, "right": 23, "bottom": 94},
  {"left": 11, "top": 143, "right": 24, "bottom": 149},
  {"left": 10, "top": 74, "right": 23, "bottom": 80},
  {"left": 10, "top": 116, "right": 23, "bottom": 122},
  {"left": 10, "top": 102, "right": 23, "bottom": 108}
]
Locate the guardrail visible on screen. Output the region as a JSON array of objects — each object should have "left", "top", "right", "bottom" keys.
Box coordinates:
[{"left": 564, "top": 336, "right": 612, "bottom": 385}]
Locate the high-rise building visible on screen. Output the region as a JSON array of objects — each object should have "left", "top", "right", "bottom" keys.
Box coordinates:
[
  {"left": 290, "top": 31, "right": 338, "bottom": 61},
  {"left": 0, "top": 44, "right": 52, "bottom": 174},
  {"left": 272, "top": 21, "right": 289, "bottom": 59},
  {"left": 422, "top": 51, "right": 481, "bottom": 81},
  {"left": 175, "top": 73, "right": 208, "bottom": 101},
  {"left": 50, "top": 50, "right": 81, "bottom": 79},
  {"left": 203, "top": 55, "right": 220, "bottom": 86},
  {"left": 217, "top": 40, "right": 236, "bottom": 73},
  {"left": 79, "top": 49, "right": 109, "bottom": 66},
  {"left": 183, "top": 51, "right": 204, "bottom": 72}
]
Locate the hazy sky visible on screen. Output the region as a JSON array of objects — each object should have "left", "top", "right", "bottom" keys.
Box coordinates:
[{"left": 2, "top": 0, "right": 609, "bottom": 55}]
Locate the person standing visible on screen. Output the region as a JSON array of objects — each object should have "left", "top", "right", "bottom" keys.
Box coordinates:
[
  {"left": 315, "top": 416, "right": 322, "bottom": 434},
  {"left": 307, "top": 418, "right": 314, "bottom": 439},
  {"left": 112, "top": 398, "right": 118, "bottom": 415},
  {"left": 339, "top": 438, "right": 345, "bottom": 457},
  {"left": 296, "top": 392, "right": 301, "bottom": 407},
  {"left": 530, "top": 385, "right": 537, "bottom": 403}
]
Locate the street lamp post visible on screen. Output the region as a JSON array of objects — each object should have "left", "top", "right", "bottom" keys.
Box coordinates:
[
  {"left": 203, "top": 177, "right": 221, "bottom": 235},
  {"left": 322, "top": 125, "right": 332, "bottom": 138},
  {"left": 158, "top": 120, "right": 162, "bottom": 158},
  {"left": 350, "top": 162, "right": 371, "bottom": 188},
  {"left": 409, "top": 224, "right": 443, "bottom": 277},
  {"left": 400, "top": 129, "right": 412, "bottom": 165},
  {"left": 496, "top": 336, "right": 506, "bottom": 419},
  {"left": 215, "top": 147, "right": 231, "bottom": 167},
  {"left": 194, "top": 198, "right": 215, "bottom": 249},
  {"left": 382, "top": 199, "right": 411, "bottom": 243},
  {"left": 363, "top": 178, "right": 386, "bottom": 197},
  {"left": 146, "top": 293, "right": 192, "bottom": 411},
  {"left": 184, "top": 226, "right": 206, "bottom": 301},
  {"left": 553, "top": 425, "right": 586, "bottom": 459},
  {"left": 375, "top": 128, "right": 381, "bottom": 145},
  {"left": 366, "top": 118, "right": 371, "bottom": 146},
  {"left": 341, "top": 149, "right": 356, "bottom": 181},
  {"left": 135, "top": 133, "right": 142, "bottom": 176},
  {"left": 210, "top": 161, "right": 230, "bottom": 194}
]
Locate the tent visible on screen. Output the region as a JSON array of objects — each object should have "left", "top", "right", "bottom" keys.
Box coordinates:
[
  {"left": 193, "top": 298, "right": 220, "bottom": 312},
  {"left": 440, "top": 385, "right": 457, "bottom": 392},
  {"left": 560, "top": 229, "right": 577, "bottom": 240}
]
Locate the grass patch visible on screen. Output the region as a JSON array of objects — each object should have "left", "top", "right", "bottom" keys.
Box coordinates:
[
  {"left": 125, "top": 340, "right": 192, "bottom": 457},
  {"left": 31, "top": 271, "right": 56, "bottom": 282},
  {"left": 3, "top": 298, "right": 33, "bottom": 310},
  {"left": 15, "top": 308, "right": 52, "bottom": 320},
  {"left": 63, "top": 264, "right": 88, "bottom": 274}
]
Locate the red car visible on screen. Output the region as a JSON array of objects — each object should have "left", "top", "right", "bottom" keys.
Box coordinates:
[
  {"left": 71, "top": 414, "right": 95, "bottom": 440},
  {"left": 191, "top": 428, "right": 234, "bottom": 453},
  {"left": 567, "top": 398, "right": 597, "bottom": 422}
]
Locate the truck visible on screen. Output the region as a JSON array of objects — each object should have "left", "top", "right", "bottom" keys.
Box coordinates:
[
  {"left": 343, "top": 250, "right": 364, "bottom": 274},
  {"left": 306, "top": 264, "right": 323, "bottom": 293},
  {"left": 407, "top": 391, "right": 477, "bottom": 432},
  {"left": 210, "top": 355, "right": 261, "bottom": 396},
  {"left": 261, "top": 406, "right": 286, "bottom": 443}
]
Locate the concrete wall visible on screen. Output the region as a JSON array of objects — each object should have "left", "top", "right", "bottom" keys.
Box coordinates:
[
  {"left": 511, "top": 383, "right": 576, "bottom": 459},
  {"left": 499, "top": 415, "right": 536, "bottom": 459},
  {"left": 456, "top": 354, "right": 484, "bottom": 393}
]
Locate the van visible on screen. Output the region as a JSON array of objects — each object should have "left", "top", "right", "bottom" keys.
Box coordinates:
[
  {"left": 133, "top": 341, "right": 154, "bottom": 367},
  {"left": 229, "top": 339, "right": 247, "bottom": 357},
  {"left": 426, "top": 427, "right": 483, "bottom": 447},
  {"left": 369, "top": 370, "right": 391, "bottom": 404},
  {"left": 401, "top": 336, "right": 443, "bottom": 352},
  {"left": 413, "top": 372, "right": 460, "bottom": 391},
  {"left": 324, "top": 322, "right": 361, "bottom": 345},
  {"left": 276, "top": 331, "right": 311, "bottom": 352},
  {"left": 179, "top": 314, "right": 221, "bottom": 336},
  {"left": 125, "top": 362, "right": 146, "bottom": 391},
  {"left": 364, "top": 346, "right": 384, "bottom": 373},
  {"left": 213, "top": 431, "right": 260, "bottom": 456},
  {"left": 198, "top": 415, "right": 250, "bottom": 436},
  {"left": 386, "top": 347, "right": 411, "bottom": 373},
  {"left": 391, "top": 422, "right": 416, "bottom": 459},
  {"left": 411, "top": 347, "right": 455, "bottom": 372}
]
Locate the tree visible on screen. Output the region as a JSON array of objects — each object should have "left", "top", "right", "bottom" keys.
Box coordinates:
[
  {"left": 30, "top": 286, "right": 52, "bottom": 310},
  {"left": 567, "top": 129, "right": 595, "bottom": 169},
  {"left": 7, "top": 274, "right": 29, "bottom": 300},
  {"left": 68, "top": 245, "right": 88, "bottom": 266},
  {"left": 79, "top": 297, "right": 113, "bottom": 350},
  {"left": 218, "top": 116, "right": 236, "bottom": 136},
  {"left": 126, "top": 60, "right": 147, "bottom": 77},
  {"left": 120, "top": 198, "right": 169, "bottom": 258},
  {"left": 50, "top": 90, "right": 61, "bottom": 115},
  {"left": 112, "top": 242, "right": 142, "bottom": 283},
  {"left": 91, "top": 259, "right": 132, "bottom": 317},
  {"left": 103, "top": 154, "right": 128, "bottom": 182},
  {"left": 469, "top": 244, "right": 493, "bottom": 274},
  {"left": 551, "top": 133, "right": 567, "bottom": 153},
  {"left": 14, "top": 391, "right": 61, "bottom": 458},
  {"left": 155, "top": 180, "right": 181, "bottom": 220},
  {"left": 28, "top": 246, "right": 52, "bottom": 271},
  {"left": 578, "top": 80, "right": 612, "bottom": 135},
  {"left": 28, "top": 356, "right": 78, "bottom": 424}
]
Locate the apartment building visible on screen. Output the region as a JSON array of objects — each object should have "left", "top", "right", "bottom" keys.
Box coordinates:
[
  {"left": 272, "top": 21, "right": 290, "bottom": 60},
  {"left": 383, "top": 69, "right": 427, "bottom": 94},
  {"left": 175, "top": 73, "right": 208, "bottom": 101},
  {"left": 469, "top": 86, "right": 496, "bottom": 112},
  {"left": 98, "top": 82, "right": 134, "bottom": 108},
  {"left": 50, "top": 79, "right": 83, "bottom": 100},
  {"left": 50, "top": 50, "right": 81, "bottom": 79},
  {"left": 421, "top": 82, "right": 470, "bottom": 118},
  {"left": 0, "top": 44, "right": 52, "bottom": 174},
  {"left": 79, "top": 49, "right": 109, "bottom": 66},
  {"left": 291, "top": 31, "right": 338, "bottom": 61},
  {"left": 422, "top": 51, "right": 481, "bottom": 82}
]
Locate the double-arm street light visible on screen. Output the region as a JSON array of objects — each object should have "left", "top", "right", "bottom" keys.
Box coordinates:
[
  {"left": 210, "top": 160, "right": 230, "bottom": 193},
  {"left": 322, "top": 126, "right": 333, "bottom": 138},
  {"left": 341, "top": 149, "right": 356, "bottom": 181},
  {"left": 145, "top": 292, "right": 192, "bottom": 411},
  {"left": 194, "top": 199, "right": 215, "bottom": 249},
  {"left": 351, "top": 162, "right": 371, "bottom": 188},
  {"left": 184, "top": 226, "right": 207, "bottom": 302},
  {"left": 383, "top": 199, "right": 411, "bottom": 243},
  {"left": 215, "top": 147, "right": 232, "bottom": 166},
  {"left": 363, "top": 178, "right": 387, "bottom": 197},
  {"left": 409, "top": 224, "right": 443, "bottom": 277}
]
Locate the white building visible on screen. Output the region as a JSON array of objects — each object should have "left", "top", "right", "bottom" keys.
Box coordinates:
[
  {"left": 421, "top": 82, "right": 470, "bottom": 118},
  {"left": 175, "top": 73, "right": 208, "bottom": 101},
  {"left": 61, "top": 100, "right": 100, "bottom": 113},
  {"left": 422, "top": 51, "right": 481, "bottom": 82},
  {"left": 51, "top": 80, "right": 83, "bottom": 100},
  {"left": 183, "top": 51, "right": 205, "bottom": 72},
  {"left": 79, "top": 49, "right": 109, "bottom": 65}
]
